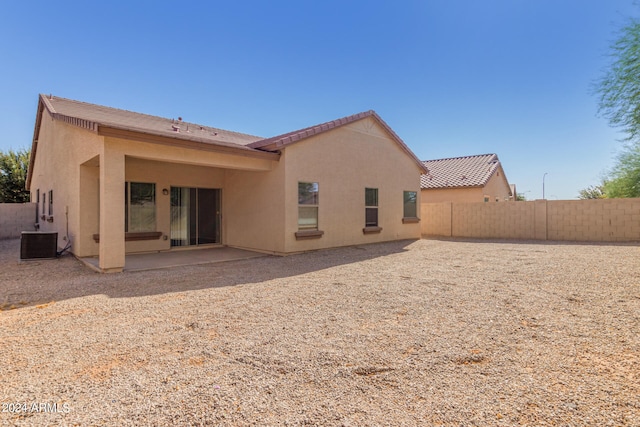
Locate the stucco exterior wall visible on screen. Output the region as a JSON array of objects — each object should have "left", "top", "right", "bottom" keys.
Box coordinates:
[
  {"left": 483, "top": 167, "right": 512, "bottom": 201},
  {"left": 29, "top": 114, "right": 102, "bottom": 254},
  {"left": 29, "top": 110, "right": 425, "bottom": 268},
  {"left": 225, "top": 164, "right": 286, "bottom": 254},
  {"left": 281, "top": 117, "right": 422, "bottom": 253},
  {"left": 0, "top": 203, "right": 37, "bottom": 239},
  {"left": 421, "top": 198, "right": 640, "bottom": 242},
  {"left": 421, "top": 187, "right": 484, "bottom": 203}
]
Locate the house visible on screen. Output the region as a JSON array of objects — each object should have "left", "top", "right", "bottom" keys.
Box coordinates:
[
  {"left": 27, "top": 94, "right": 426, "bottom": 272},
  {"left": 420, "top": 154, "right": 513, "bottom": 203}
]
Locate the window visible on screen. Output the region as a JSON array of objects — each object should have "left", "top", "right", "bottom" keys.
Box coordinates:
[
  {"left": 36, "top": 189, "right": 40, "bottom": 223},
  {"left": 365, "top": 188, "right": 378, "bottom": 227},
  {"left": 48, "top": 190, "right": 53, "bottom": 216},
  {"left": 125, "top": 182, "right": 156, "bottom": 232},
  {"left": 403, "top": 191, "right": 417, "bottom": 218},
  {"left": 42, "top": 193, "right": 46, "bottom": 216},
  {"left": 298, "top": 182, "right": 319, "bottom": 230}
]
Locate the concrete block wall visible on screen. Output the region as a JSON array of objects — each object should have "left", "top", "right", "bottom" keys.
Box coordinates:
[
  {"left": 420, "top": 202, "right": 452, "bottom": 237},
  {"left": 547, "top": 198, "right": 640, "bottom": 242},
  {"left": 452, "top": 201, "right": 535, "bottom": 239},
  {"left": 422, "top": 198, "right": 640, "bottom": 242},
  {"left": 0, "top": 203, "right": 37, "bottom": 239}
]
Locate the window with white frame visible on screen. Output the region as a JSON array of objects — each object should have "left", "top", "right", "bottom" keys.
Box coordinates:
[{"left": 298, "top": 182, "right": 319, "bottom": 230}]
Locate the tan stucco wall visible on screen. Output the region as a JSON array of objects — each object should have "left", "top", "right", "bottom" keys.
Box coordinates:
[
  {"left": 30, "top": 113, "right": 424, "bottom": 267},
  {"left": 421, "top": 198, "right": 640, "bottom": 242},
  {"left": 224, "top": 165, "right": 286, "bottom": 254},
  {"left": 421, "top": 166, "right": 512, "bottom": 203},
  {"left": 280, "top": 117, "right": 422, "bottom": 253},
  {"left": 421, "top": 187, "right": 484, "bottom": 203},
  {"left": 29, "top": 114, "right": 102, "bottom": 256},
  {"left": 483, "top": 167, "right": 511, "bottom": 201}
]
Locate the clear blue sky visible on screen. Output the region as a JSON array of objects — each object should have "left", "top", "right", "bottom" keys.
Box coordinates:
[{"left": 1, "top": 0, "right": 637, "bottom": 199}]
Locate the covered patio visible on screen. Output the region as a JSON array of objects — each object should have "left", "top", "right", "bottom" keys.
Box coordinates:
[{"left": 79, "top": 246, "right": 267, "bottom": 272}]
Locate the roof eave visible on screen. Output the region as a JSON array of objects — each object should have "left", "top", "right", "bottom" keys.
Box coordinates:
[
  {"left": 97, "top": 125, "right": 281, "bottom": 161},
  {"left": 421, "top": 184, "right": 485, "bottom": 190},
  {"left": 26, "top": 96, "right": 46, "bottom": 190}
]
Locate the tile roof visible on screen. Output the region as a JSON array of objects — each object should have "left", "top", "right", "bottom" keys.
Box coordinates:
[
  {"left": 420, "top": 153, "right": 504, "bottom": 189},
  {"left": 39, "top": 94, "right": 264, "bottom": 149},
  {"left": 249, "top": 110, "right": 377, "bottom": 150},
  {"left": 28, "top": 94, "right": 428, "bottom": 187},
  {"left": 248, "top": 110, "right": 428, "bottom": 173}
]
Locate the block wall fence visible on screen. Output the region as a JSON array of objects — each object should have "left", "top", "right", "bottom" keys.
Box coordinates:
[
  {"left": 0, "top": 203, "right": 37, "bottom": 239},
  {"left": 421, "top": 198, "right": 640, "bottom": 242}
]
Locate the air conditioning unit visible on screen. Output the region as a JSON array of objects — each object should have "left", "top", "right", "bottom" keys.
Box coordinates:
[{"left": 20, "top": 232, "right": 58, "bottom": 260}]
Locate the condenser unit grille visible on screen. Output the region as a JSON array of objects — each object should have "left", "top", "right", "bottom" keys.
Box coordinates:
[{"left": 20, "top": 232, "right": 58, "bottom": 260}]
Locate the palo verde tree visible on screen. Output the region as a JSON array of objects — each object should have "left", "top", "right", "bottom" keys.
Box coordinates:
[
  {"left": 593, "top": 12, "right": 640, "bottom": 198},
  {"left": 0, "top": 148, "right": 30, "bottom": 203},
  {"left": 577, "top": 184, "right": 607, "bottom": 199},
  {"left": 604, "top": 143, "right": 640, "bottom": 197}
]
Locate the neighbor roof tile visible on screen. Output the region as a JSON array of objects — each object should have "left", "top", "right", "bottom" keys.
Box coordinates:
[{"left": 420, "top": 154, "right": 501, "bottom": 189}]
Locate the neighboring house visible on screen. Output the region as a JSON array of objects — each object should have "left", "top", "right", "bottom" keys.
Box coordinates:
[
  {"left": 420, "top": 154, "right": 513, "bottom": 203},
  {"left": 27, "top": 94, "right": 426, "bottom": 272}
]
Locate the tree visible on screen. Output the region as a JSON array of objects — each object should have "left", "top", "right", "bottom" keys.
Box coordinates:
[
  {"left": 578, "top": 183, "right": 607, "bottom": 199},
  {"left": 0, "top": 148, "right": 30, "bottom": 203},
  {"left": 604, "top": 143, "right": 640, "bottom": 197},
  {"left": 515, "top": 193, "right": 527, "bottom": 201},
  {"left": 594, "top": 13, "right": 640, "bottom": 198},
  {"left": 595, "top": 16, "right": 640, "bottom": 143}
]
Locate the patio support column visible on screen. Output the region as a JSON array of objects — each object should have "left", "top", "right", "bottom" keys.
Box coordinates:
[{"left": 99, "top": 143, "right": 125, "bottom": 272}]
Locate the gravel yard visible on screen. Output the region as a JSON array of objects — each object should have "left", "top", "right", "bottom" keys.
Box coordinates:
[{"left": 1, "top": 238, "right": 639, "bottom": 426}]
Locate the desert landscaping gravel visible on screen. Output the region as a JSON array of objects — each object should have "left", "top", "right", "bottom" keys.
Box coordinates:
[{"left": 1, "top": 237, "right": 638, "bottom": 426}]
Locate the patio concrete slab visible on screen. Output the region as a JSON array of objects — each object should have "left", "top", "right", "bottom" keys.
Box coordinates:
[{"left": 80, "top": 246, "right": 267, "bottom": 272}]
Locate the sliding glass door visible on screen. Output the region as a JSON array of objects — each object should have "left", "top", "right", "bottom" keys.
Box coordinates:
[{"left": 170, "top": 187, "right": 221, "bottom": 247}]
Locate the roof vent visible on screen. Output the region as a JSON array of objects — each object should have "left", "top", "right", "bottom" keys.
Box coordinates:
[{"left": 461, "top": 175, "right": 467, "bottom": 180}]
